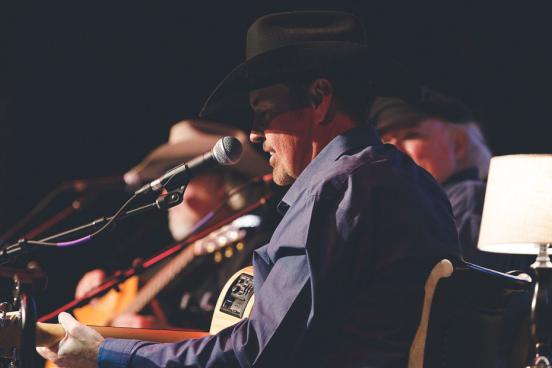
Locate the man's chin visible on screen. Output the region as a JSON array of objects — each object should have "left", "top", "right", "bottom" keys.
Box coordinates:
[{"left": 272, "top": 168, "right": 295, "bottom": 186}]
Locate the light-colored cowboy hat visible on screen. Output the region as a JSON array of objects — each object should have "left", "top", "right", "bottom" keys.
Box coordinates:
[{"left": 124, "top": 119, "right": 270, "bottom": 187}]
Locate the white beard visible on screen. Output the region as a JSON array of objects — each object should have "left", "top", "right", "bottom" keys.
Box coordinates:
[{"left": 168, "top": 213, "right": 196, "bottom": 241}]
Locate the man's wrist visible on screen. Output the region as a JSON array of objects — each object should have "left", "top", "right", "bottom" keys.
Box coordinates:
[{"left": 97, "top": 338, "right": 141, "bottom": 368}]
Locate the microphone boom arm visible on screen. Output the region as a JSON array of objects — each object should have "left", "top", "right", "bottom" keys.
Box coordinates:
[{"left": 0, "top": 188, "right": 186, "bottom": 266}]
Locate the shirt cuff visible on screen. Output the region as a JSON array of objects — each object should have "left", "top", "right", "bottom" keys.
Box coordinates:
[{"left": 98, "top": 338, "right": 142, "bottom": 368}]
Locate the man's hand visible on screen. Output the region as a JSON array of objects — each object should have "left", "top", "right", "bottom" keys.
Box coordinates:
[{"left": 36, "top": 312, "right": 103, "bottom": 368}]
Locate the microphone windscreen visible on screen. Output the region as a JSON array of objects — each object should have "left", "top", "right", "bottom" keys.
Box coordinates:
[{"left": 213, "top": 136, "right": 242, "bottom": 165}]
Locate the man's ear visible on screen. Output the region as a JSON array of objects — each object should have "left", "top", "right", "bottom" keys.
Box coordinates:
[
  {"left": 308, "top": 79, "right": 334, "bottom": 125},
  {"left": 452, "top": 125, "right": 469, "bottom": 161}
]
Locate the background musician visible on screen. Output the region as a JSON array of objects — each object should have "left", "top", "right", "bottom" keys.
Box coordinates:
[
  {"left": 73, "top": 119, "right": 275, "bottom": 330},
  {"left": 370, "top": 95, "right": 533, "bottom": 367}
]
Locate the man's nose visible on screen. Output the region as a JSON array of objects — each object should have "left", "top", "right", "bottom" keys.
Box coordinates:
[{"left": 250, "top": 129, "right": 265, "bottom": 144}]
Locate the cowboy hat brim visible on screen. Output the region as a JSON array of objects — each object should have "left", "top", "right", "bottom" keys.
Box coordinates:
[{"left": 199, "top": 41, "right": 422, "bottom": 127}]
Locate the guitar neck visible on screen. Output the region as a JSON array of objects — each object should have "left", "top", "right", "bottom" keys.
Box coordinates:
[
  {"left": 120, "top": 222, "right": 245, "bottom": 316},
  {"left": 36, "top": 322, "right": 210, "bottom": 348},
  {"left": 120, "top": 245, "right": 196, "bottom": 316}
]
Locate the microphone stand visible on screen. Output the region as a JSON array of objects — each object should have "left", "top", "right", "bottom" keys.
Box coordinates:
[
  {"left": 0, "top": 177, "right": 123, "bottom": 245},
  {"left": 38, "top": 190, "right": 274, "bottom": 322},
  {"left": 0, "top": 188, "right": 186, "bottom": 266},
  {"left": 21, "top": 196, "right": 88, "bottom": 241}
]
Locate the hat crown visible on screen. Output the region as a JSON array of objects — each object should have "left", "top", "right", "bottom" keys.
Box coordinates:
[
  {"left": 371, "top": 94, "right": 475, "bottom": 133},
  {"left": 246, "top": 11, "right": 367, "bottom": 60},
  {"left": 200, "top": 11, "right": 423, "bottom": 125}
]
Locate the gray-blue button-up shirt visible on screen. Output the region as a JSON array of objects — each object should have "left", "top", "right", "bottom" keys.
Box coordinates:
[{"left": 99, "top": 124, "right": 460, "bottom": 367}]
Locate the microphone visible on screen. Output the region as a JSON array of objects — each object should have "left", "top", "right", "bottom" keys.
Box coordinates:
[{"left": 134, "top": 136, "right": 243, "bottom": 196}]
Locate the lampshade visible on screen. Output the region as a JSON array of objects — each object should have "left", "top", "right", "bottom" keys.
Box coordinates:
[{"left": 477, "top": 154, "right": 552, "bottom": 254}]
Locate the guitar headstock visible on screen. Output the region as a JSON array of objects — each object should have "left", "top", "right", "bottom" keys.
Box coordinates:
[{"left": 192, "top": 215, "right": 261, "bottom": 257}]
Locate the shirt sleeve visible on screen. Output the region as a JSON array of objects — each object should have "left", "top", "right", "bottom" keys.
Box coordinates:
[
  {"left": 98, "top": 183, "right": 364, "bottom": 368},
  {"left": 98, "top": 200, "right": 317, "bottom": 368},
  {"left": 98, "top": 254, "right": 311, "bottom": 368}
]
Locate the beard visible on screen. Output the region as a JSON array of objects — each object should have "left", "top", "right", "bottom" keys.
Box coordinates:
[
  {"left": 272, "top": 168, "right": 295, "bottom": 186},
  {"left": 271, "top": 156, "right": 296, "bottom": 186}
]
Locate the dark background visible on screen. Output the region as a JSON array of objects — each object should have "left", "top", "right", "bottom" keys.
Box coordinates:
[{"left": 0, "top": 1, "right": 550, "bottom": 315}]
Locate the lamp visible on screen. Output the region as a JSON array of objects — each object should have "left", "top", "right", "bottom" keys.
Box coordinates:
[{"left": 478, "top": 154, "right": 552, "bottom": 367}]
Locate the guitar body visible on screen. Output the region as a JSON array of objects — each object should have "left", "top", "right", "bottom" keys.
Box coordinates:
[
  {"left": 36, "top": 267, "right": 254, "bottom": 367},
  {"left": 72, "top": 276, "right": 139, "bottom": 326},
  {"left": 69, "top": 265, "right": 255, "bottom": 333}
]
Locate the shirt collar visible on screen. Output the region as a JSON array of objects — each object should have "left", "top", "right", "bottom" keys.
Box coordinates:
[
  {"left": 277, "top": 124, "right": 381, "bottom": 214},
  {"left": 442, "top": 167, "right": 480, "bottom": 188}
]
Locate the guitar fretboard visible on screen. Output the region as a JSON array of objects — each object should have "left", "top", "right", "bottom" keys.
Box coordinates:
[
  {"left": 116, "top": 224, "right": 245, "bottom": 319},
  {"left": 119, "top": 244, "right": 196, "bottom": 316}
]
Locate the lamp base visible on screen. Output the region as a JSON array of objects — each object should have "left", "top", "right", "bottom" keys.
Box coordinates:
[
  {"left": 528, "top": 345, "right": 552, "bottom": 368},
  {"left": 529, "top": 245, "right": 552, "bottom": 368}
]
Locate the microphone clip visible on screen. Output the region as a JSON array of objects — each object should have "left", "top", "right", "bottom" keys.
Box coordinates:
[{"left": 155, "top": 186, "right": 185, "bottom": 211}]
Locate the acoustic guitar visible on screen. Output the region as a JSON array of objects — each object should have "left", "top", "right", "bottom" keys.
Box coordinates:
[
  {"left": 0, "top": 267, "right": 254, "bottom": 365},
  {"left": 42, "top": 215, "right": 258, "bottom": 368},
  {"left": 73, "top": 215, "right": 258, "bottom": 326}
]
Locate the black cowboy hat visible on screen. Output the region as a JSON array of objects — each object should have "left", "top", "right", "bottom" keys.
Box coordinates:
[
  {"left": 370, "top": 93, "right": 476, "bottom": 134},
  {"left": 199, "top": 11, "right": 422, "bottom": 129}
]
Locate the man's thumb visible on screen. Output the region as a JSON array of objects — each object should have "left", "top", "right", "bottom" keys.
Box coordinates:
[{"left": 58, "top": 312, "right": 80, "bottom": 334}]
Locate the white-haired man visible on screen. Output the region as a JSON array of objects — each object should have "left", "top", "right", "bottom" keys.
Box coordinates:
[
  {"left": 371, "top": 95, "right": 535, "bottom": 368},
  {"left": 370, "top": 95, "right": 517, "bottom": 270}
]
